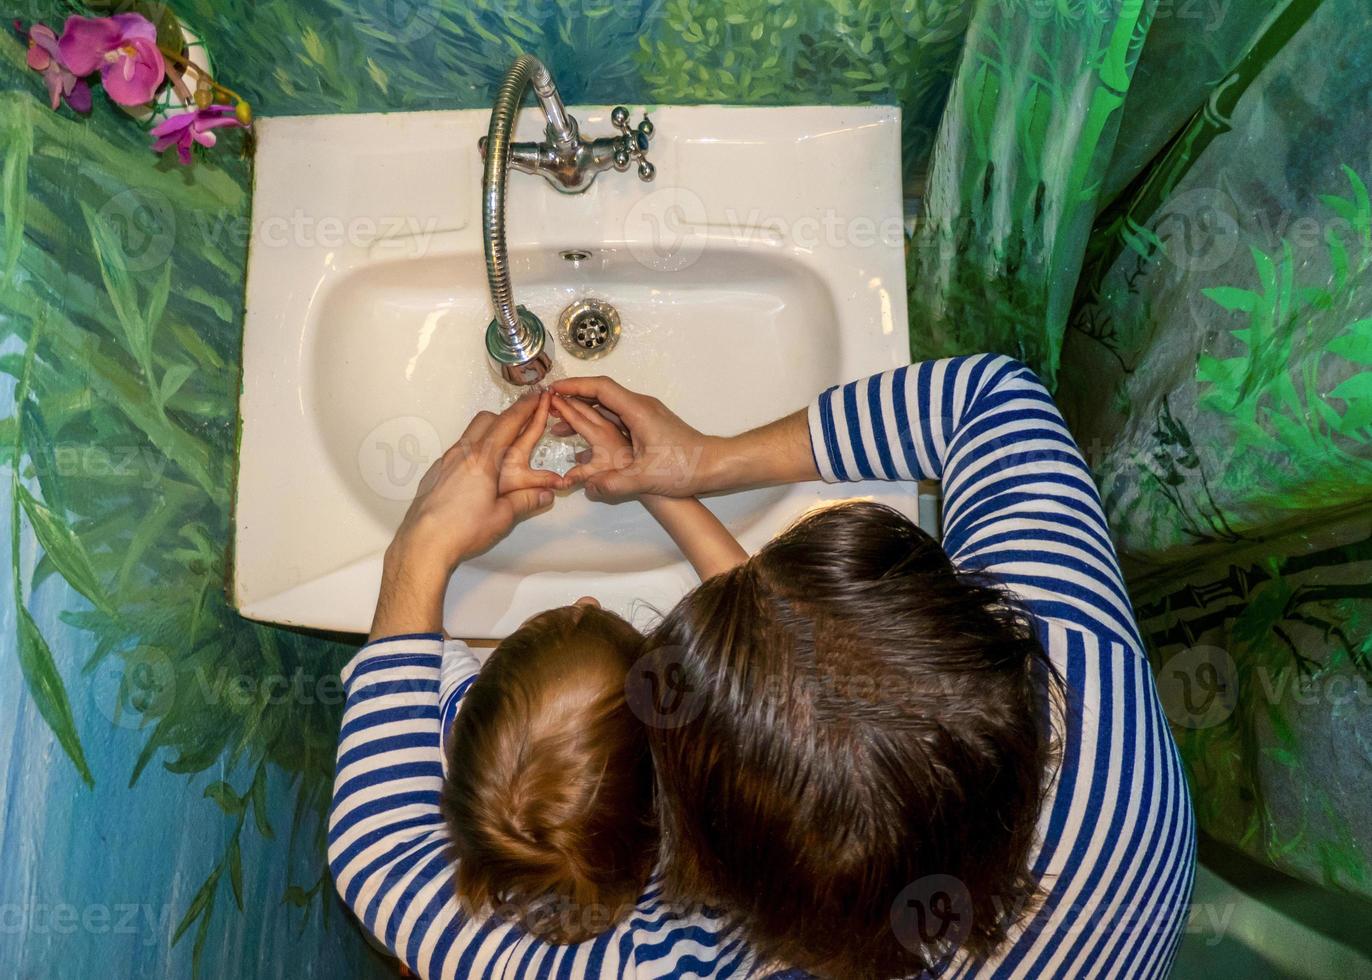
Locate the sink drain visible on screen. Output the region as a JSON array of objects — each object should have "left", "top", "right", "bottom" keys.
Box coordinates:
[{"left": 557, "top": 298, "right": 621, "bottom": 359}]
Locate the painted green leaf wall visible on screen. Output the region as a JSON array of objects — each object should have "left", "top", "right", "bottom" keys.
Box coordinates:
[{"left": 0, "top": 37, "right": 389, "bottom": 980}]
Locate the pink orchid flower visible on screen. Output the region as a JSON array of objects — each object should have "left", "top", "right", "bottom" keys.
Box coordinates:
[
  {"left": 23, "top": 22, "right": 92, "bottom": 113},
  {"left": 150, "top": 105, "right": 246, "bottom": 165},
  {"left": 58, "top": 14, "right": 165, "bottom": 107}
]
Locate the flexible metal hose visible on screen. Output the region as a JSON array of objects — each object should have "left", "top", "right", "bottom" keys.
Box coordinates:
[
  {"left": 483, "top": 53, "right": 573, "bottom": 346},
  {"left": 481, "top": 55, "right": 536, "bottom": 341}
]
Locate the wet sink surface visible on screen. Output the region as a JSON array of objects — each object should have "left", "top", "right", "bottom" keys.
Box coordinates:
[{"left": 236, "top": 105, "right": 912, "bottom": 636}]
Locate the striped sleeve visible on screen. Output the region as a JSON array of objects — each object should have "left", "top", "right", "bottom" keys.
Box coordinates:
[
  {"left": 807, "top": 354, "right": 1142, "bottom": 651},
  {"left": 327, "top": 634, "right": 467, "bottom": 978},
  {"left": 328, "top": 635, "right": 760, "bottom": 978},
  {"left": 326, "top": 634, "right": 531, "bottom": 979},
  {"left": 438, "top": 639, "right": 481, "bottom": 778}
]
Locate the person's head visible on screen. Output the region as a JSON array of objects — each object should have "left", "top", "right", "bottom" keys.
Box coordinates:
[
  {"left": 441, "top": 601, "right": 654, "bottom": 944},
  {"left": 643, "top": 501, "right": 1058, "bottom": 977}
]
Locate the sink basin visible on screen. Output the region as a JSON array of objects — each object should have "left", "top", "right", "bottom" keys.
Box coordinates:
[{"left": 235, "top": 105, "right": 914, "bottom": 637}]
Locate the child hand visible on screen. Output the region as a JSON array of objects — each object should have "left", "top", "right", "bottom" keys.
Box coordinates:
[{"left": 551, "top": 393, "right": 638, "bottom": 500}]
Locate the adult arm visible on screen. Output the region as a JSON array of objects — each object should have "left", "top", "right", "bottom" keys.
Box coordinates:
[
  {"left": 555, "top": 356, "right": 1138, "bottom": 646},
  {"left": 549, "top": 377, "right": 819, "bottom": 497},
  {"left": 807, "top": 354, "right": 1140, "bottom": 647}
]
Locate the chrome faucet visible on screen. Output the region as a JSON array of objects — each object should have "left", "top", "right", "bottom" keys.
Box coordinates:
[{"left": 479, "top": 54, "right": 656, "bottom": 385}]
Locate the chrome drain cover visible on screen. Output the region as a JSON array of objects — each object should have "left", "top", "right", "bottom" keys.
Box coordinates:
[{"left": 557, "top": 298, "right": 621, "bottom": 359}]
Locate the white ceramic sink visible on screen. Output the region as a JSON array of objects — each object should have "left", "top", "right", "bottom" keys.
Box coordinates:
[{"left": 235, "top": 105, "right": 914, "bottom": 636}]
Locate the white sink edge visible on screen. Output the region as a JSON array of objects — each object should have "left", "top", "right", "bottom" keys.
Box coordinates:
[
  {"left": 235, "top": 104, "right": 910, "bottom": 637},
  {"left": 237, "top": 484, "right": 923, "bottom": 639}
]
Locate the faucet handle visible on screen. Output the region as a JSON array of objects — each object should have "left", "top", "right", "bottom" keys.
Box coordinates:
[{"left": 610, "top": 106, "right": 655, "bottom": 181}]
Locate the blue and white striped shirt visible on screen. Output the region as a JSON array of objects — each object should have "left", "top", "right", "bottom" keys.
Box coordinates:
[{"left": 328, "top": 354, "right": 1195, "bottom": 978}]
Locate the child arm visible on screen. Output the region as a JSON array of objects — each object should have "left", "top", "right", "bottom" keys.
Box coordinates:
[{"left": 642, "top": 494, "right": 748, "bottom": 580}]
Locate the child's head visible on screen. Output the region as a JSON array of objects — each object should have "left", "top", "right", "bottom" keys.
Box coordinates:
[{"left": 441, "top": 603, "right": 654, "bottom": 944}]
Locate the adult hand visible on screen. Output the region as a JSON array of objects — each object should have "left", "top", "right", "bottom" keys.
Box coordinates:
[
  {"left": 548, "top": 377, "right": 720, "bottom": 501},
  {"left": 370, "top": 391, "right": 560, "bottom": 640},
  {"left": 550, "top": 376, "right": 820, "bottom": 501}
]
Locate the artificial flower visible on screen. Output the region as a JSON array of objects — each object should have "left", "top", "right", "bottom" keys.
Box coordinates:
[
  {"left": 23, "top": 22, "right": 92, "bottom": 113},
  {"left": 58, "top": 14, "right": 165, "bottom": 107},
  {"left": 149, "top": 104, "right": 246, "bottom": 165}
]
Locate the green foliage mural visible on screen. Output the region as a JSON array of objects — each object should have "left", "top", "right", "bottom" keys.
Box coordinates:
[
  {"left": 638, "top": 0, "right": 969, "bottom": 169},
  {"left": 167, "top": 0, "right": 967, "bottom": 185},
  {"left": 0, "top": 32, "right": 365, "bottom": 974},
  {"left": 176, "top": 0, "right": 660, "bottom": 114},
  {"left": 1194, "top": 167, "right": 1372, "bottom": 509},
  {"left": 1064, "top": 0, "right": 1372, "bottom": 561},
  {"left": 1137, "top": 513, "right": 1372, "bottom": 893},
  {"left": 1101, "top": 0, "right": 1282, "bottom": 207}
]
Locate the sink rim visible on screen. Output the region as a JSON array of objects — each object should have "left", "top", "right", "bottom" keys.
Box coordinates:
[{"left": 235, "top": 104, "right": 913, "bottom": 637}]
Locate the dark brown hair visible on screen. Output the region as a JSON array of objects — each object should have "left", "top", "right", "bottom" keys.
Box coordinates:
[
  {"left": 441, "top": 605, "right": 655, "bottom": 944},
  {"left": 643, "top": 501, "right": 1059, "bottom": 977}
]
